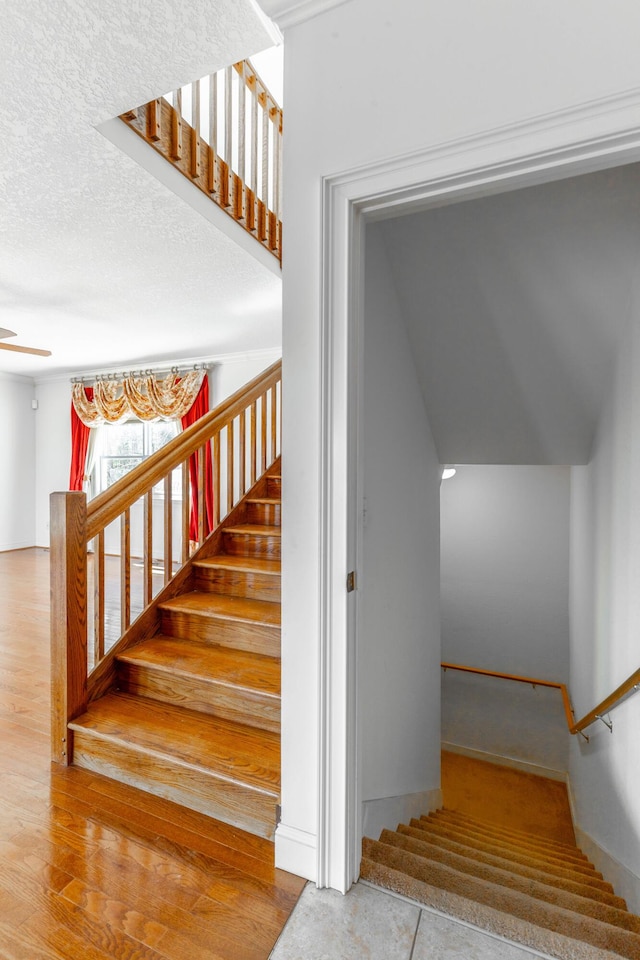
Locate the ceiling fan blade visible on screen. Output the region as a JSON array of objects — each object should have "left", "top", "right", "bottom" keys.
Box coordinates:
[
  {"left": 0, "top": 328, "right": 17, "bottom": 340},
  {"left": 0, "top": 342, "right": 51, "bottom": 357}
]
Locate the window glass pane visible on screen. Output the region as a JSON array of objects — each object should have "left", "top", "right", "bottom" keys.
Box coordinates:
[
  {"left": 102, "top": 456, "right": 144, "bottom": 488},
  {"left": 149, "top": 421, "right": 179, "bottom": 453},
  {"left": 102, "top": 421, "right": 144, "bottom": 456}
]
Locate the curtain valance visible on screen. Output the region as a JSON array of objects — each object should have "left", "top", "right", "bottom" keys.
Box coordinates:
[{"left": 71, "top": 369, "right": 205, "bottom": 426}]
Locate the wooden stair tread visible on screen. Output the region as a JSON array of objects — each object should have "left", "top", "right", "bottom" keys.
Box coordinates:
[
  {"left": 160, "top": 591, "right": 281, "bottom": 626},
  {"left": 118, "top": 637, "right": 281, "bottom": 696},
  {"left": 194, "top": 555, "right": 281, "bottom": 576},
  {"left": 70, "top": 692, "right": 280, "bottom": 794},
  {"left": 246, "top": 497, "right": 281, "bottom": 506},
  {"left": 225, "top": 524, "right": 281, "bottom": 536}
]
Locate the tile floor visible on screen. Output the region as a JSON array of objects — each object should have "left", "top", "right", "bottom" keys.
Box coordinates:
[{"left": 269, "top": 881, "right": 557, "bottom": 960}]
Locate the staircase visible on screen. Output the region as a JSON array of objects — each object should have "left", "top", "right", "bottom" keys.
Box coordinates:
[
  {"left": 362, "top": 808, "right": 640, "bottom": 959},
  {"left": 68, "top": 466, "right": 282, "bottom": 840}
]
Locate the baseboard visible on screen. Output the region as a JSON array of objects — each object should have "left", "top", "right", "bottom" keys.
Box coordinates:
[
  {"left": 362, "top": 788, "right": 443, "bottom": 841},
  {"left": 0, "top": 541, "right": 36, "bottom": 554},
  {"left": 574, "top": 824, "right": 640, "bottom": 914},
  {"left": 442, "top": 741, "right": 567, "bottom": 782},
  {"left": 275, "top": 822, "right": 317, "bottom": 881}
]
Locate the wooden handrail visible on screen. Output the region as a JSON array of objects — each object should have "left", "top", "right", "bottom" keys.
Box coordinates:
[
  {"left": 86, "top": 359, "right": 281, "bottom": 539},
  {"left": 570, "top": 666, "right": 640, "bottom": 735},
  {"left": 442, "top": 660, "right": 640, "bottom": 739},
  {"left": 51, "top": 360, "right": 281, "bottom": 764},
  {"left": 441, "top": 661, "right": 575, "bottom": 733}
]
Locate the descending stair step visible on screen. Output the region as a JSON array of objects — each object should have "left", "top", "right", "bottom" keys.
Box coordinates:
[
  {"left": 194, "top": 554, "right": 281, "bottom": 602},
  {"left": 69, "top": 693, "right": 280, "bottom": 839},
  {"left": 419, "top": 814, "right": 596, "bottom": 873},
  {"left": 362, "top": 838, "right": 640, "bottom": 959},
  {"left": 159, "top": 592, "right": 280, "bottom": 656},
  {"left": 410, "top": 819, "right": 603, "bottom": 883},
  {"left": 378, "top": 830, "right": 639, "bottom": 931},
  {"left": 360, "top": 858, "right": 627, "bottom": 960},
  {"left": 246, "top": 498, "right": 281, "bottom": 526},
  {"left": 396, "top": 824, "right": 621, "bottom": 904},
  {"left": 223, "top": 524, "right": 281, "bottom": 559},
  {"left": 117, "top": 637, "right": 280, "bottom": 733},
  {"left": 434, "top": 809, "right": 581, "bottom": 859}
]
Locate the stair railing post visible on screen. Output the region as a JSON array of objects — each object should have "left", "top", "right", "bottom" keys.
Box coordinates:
[{"left": 50, "top": 491, "right": 88, "bottom": 765}]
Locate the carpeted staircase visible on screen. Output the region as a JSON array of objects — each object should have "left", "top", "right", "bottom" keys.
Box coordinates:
[{"left": 362, "top": 807, "right": 640, "bottom": 959}]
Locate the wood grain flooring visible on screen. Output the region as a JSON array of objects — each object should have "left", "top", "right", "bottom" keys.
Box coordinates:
[{"left": 0, "top": 547, "right": 304, "bottom": 960}]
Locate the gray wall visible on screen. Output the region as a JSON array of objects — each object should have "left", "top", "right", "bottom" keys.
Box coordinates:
[
  {"left": 359, "top": 225, "right": 442, "bottom": 837},
  {"left": 441, "top": 465, "right": 571, "bottom": 682}
]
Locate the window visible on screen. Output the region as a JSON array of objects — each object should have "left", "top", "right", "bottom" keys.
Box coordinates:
[{"left": 96, "top": 419, "right": 180, "bottom": 495}]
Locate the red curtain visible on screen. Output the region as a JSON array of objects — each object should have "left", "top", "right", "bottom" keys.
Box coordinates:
[
  {"left": 181, "top": 375, "right": 214, "bottom": 541},
  {"left": 69, "top": 386, "right": 94, "bottom": 491}
]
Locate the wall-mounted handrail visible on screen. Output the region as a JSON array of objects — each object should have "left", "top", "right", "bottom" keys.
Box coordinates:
[
  {"left": 570, "top": 666, "right": 640, "bottom": 736},
  {"left": 442, "top": 662, "right": 575, "bottom": 732},
  {"left": 442, "top": 660, "right": 640, "bottom": 740}
]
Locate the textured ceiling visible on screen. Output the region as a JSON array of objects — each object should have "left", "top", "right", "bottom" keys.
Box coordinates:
[
  {"left": 379, "top": 162, "right": 640, "bottom": 465},
  {"left": 0, "top": 0, "right": 281, "bottom": 380}
]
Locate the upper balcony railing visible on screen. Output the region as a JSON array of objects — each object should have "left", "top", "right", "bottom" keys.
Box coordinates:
[{"left": 120, "top": 59, "right": 283, "bottom": 262}]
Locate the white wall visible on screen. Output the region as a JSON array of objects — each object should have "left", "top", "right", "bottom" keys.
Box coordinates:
[
  {"left": 0, "top": 374, "right": 36, "bottom": 551},
  {"left": 441, "top": 466, "right": 571, "bottom": 681},
  {"left": 359, "top": 225, "right": 441, "bottom": 839},
  {"left": 569, "top": 306, "right": 640, "bottom": 908},
  {"left": 278, "top": 0, "right": 640, "bottom": 884}
]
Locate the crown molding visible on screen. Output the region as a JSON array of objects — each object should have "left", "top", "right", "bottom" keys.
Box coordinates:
[
  {"left": 0, "top": 370, "right": 36, "bottom": 386},
  {"left": 258, "top": 0, "right": 351, "bottom": 30}
]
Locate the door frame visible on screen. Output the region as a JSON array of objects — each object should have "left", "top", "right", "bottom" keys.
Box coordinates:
[{"left": 316, "top": 89, "right": 640, "bottom": 892}]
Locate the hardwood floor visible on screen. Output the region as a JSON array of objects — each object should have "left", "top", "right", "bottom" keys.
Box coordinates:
[{"left": 0, "top": 547, "right": 304, "bottom": 960}]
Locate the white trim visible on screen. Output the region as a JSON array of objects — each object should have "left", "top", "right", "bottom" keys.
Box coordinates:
[
  {"left": 317, "top": 87, "right": 640, "bottom": 891},
  {"left": 0, "top": 370, "right": 36, "bottom": 385},
  {"left": 574, "top": 825, "right": 640, "bottom": 914},
  {"left": 362, "top": 788, "right": 443, "bottom": 845},
  {"left": 441, "top": 742, "right": 567, "bottom": 783},
  {"left": 258, "top": 0, "right": 351, "bottom": 30},
  {"left": 274, "top": 823, "right": 317, "bottom": 881}
]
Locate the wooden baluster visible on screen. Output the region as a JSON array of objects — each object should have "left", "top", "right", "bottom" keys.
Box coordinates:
[
  {"left": 225, "top": 65, "right": 233, "bottom": 171},
  {"left": 197, "top": 445, "right": 205, "bottom": 545},
  {"left": 94, "top": 530, "right": 105, "bottom": 665},
  {"left": 191, "top": 79, "right": 201, "bottom": 179},
  {"left": 208, "top": 72, "right": 218, "bottom": 195},
  {"left": 213, "top": 431, "right": 221, "bottom": 528},
  {"left": 239, "top": 409, "right": 246, "bottom": 498},
  {"left": 261, "top": 392, "right": 268, "bottom": 474},
  {"left": 250, "top": 71, "right": 258, "bottom": 194},
  {"left": 261, "top": 90, "right": 270, "bottom": 211},
  {"left": 238, "top": 62, "right": 246, "bottom": 184},
  {"left": 147, "top": 98, "right": 161, "bottom": 141},
  {"left": 121, "top": 508, "right": 131, "bottom": 633},
  {"left": 50, "top": 491, "right": 88, "bottom": 766},
  {"left": 164, "top": 473, "right": 173, "bottom": 584},
  {"left": 227, "top": 418, "right": 235, "bottom": 515},
  {"left": 250, "top": 400, "right": 257, "bottom": 485},
  {"left": 181, "top": 460, "right": 190, "bottom": 563},
  {"left": 274, "top": 109, "right": 281, "bottom": 227},
  {"left": 143, "top": 490, "right": 153, "bottom": 606},
  {"left": 171, "top": 88, "right": 183, "bottom": 160},
  {"left": 270, "top": 384, "right": 277, "bottom": 464}
]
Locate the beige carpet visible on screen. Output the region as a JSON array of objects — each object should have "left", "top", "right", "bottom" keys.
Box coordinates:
[{"left": 361, "top": 756, "right": 640, "bottom": 959}]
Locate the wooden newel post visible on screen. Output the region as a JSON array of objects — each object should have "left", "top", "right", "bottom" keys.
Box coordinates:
[{"left": 50, "top": 491, "right": 88, "bottom": 765}]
